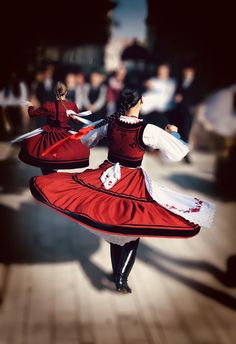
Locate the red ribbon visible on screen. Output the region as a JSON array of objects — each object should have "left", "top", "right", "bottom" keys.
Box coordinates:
[{"left": 41, "top": 125, "right": 95, "bottom": 157}]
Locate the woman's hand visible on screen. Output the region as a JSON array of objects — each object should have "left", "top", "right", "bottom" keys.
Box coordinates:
[
  {"left": 22, "top": 100, "right": 33, "bottom": 107},
  {"left": 165, "top": 124, "right": 178, "bottom": 133},
  {"left": 26, "top": 101, "right": 33, "bottom": 107}
]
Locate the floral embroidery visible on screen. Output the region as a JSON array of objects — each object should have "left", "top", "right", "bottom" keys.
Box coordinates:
[{"left": 165, "top": 198, "right": 203, "bottom": 213}]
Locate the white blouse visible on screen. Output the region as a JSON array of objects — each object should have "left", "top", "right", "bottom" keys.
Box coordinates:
[{"left": 81, "top": 116, "right": 189, "bottom": 161}]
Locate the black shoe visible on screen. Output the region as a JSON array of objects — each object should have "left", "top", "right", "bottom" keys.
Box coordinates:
[
  {"left": 116, "top": 275, "right": 132, "bottom": 294},
  {"left": 115, "top": 239, "right": 140, "bottom": 294}
]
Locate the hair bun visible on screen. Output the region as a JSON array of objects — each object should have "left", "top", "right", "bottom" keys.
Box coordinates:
[{"left": 54, "top": 81, "right": 67, "bottom": 98}]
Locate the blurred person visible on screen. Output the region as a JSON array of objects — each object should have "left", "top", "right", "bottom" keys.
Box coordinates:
[
  {"left": 13, "top": 82, "right": 90, "bottom": 175},
  {"left": 65, "top": 73, "right": 76, "bottom": 102},
  {"left": 83, "top": 71, "right": 107, "bottom": 121},
  {"left": 31, "top": 69, "right": 46, "bottom": 106},
  {"left": 198, "top": 84, "right": 236, "bottom": 138},
  {"left": 29, "top": 89, "right": 214, "bottom": 294},
  {"left": 1, "top": 71, "right": 28, "bottom": 136},
  {"left": 198, "top": 84, "right": 236, "bottom": 196},
  {"left": 107, "top": 66, "right": 127, "bottom": 116},
  {"left": 0, "top": 86, "right": 6, "bottom": 138},
  {"left": 174, "top": 66, "right": 203, "bottom": 163},
  {"left": 75, "top": 72, "right": 86, "bottom": 109},
  {"left": 43, "top": 63, "right": 56, "bottom": 102},
  {"left": 142, "top": 64, "right": 176, "bottom": 128},
  {"left": 33, "top": 64, "right": 56, "bottom": 106}
]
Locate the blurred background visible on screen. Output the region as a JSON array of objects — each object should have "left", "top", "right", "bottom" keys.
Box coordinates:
[{"left": 0, "top": 1, "right": 236, "bottom": 343}]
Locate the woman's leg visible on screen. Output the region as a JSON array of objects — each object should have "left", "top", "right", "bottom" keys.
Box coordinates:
[
  {"left": 110, "top": 243, "right": 123, "bottom": 280},
  {"left": 111, "top": 238, "right": 140, "bottom": 294}
]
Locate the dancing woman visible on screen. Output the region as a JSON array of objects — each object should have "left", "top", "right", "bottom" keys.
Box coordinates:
[
  {"left": 30, "top": 88, "right": 214, "bottom": 293},
  {"left": 14, "top": 82, "right": 90, "bottom": 174}
]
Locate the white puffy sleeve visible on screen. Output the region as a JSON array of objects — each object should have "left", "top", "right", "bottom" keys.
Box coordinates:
[
  {"left": 81, "top": 124, "right": 108, "bottom": 147},
  {"left": 142, "top": 124, "right": 189, "bottom": 161}
]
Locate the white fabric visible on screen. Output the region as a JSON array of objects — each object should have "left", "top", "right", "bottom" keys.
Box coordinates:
[
  {"left": 66, "top": 110, "right": 92, "bottom": 125},
  {"left": 119, "top": 115, "right": 143, "bottom": 124},
  {"left": 142, "top": 169, "right": 215, "bottom": 228},
  {"left": 72, "top": 116, "right": 92, "bottom": 125},
  {"left": 100, "top": 163, "right": 121, "bottom": 189},
  {"left": 143, "top": 124, "right": 190, "bottom": 161},
  {"left": 202, "top": 85, "right": 236, "bottom": 137},
  {"left": 10, "top": 128, "right": 44, "bottom": 143},
  {"left": 142, "top": 78, "right": 176, "bottom": 113},
  {"left": 11, "top": 128, "right": 77, "bottom": 144},
  {"left": 84, "top": 227, "right": 139, "bottom": 246},
  {"left": 66, "top": 110, "right": 92, "bottom": 117},
  {"left": 81, "top": 123, "right": 108, "bottom": 147}
]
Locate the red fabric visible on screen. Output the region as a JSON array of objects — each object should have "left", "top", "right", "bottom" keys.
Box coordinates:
[
  {"left": 19, "top": 127, "right": 89, "bottom": 163},
  {"left": 28, "top": 100, "right": 79, "bottom": 129},
  {"left": 41, "top": 125, "right": 95, "bottom": 157},
  {"left": 19, "top": 100, "right": 90, "bottom": 167},
  {"left": 108, "top": 120, "right": 145, "bottom": 164},
  {"left": 31, "top": 161, "right": 199, "bottom": 236}
]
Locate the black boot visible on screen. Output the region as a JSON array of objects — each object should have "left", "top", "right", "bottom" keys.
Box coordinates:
[
  {"left": 115, "top": 239, "right": 140, "bottom": 294},
  {"left": 110, "top": 243, "right": 123, "bottom": 282}
]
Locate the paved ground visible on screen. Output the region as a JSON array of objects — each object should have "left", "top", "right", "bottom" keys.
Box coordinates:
[{"left": 0, "top": 142, "right": 235, "bottom": 344}]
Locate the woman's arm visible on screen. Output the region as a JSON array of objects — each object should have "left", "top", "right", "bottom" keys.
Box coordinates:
[
  {"left": 143, "top": 124, "right": 189, "bottom": 161},
  {"left": 28, "top": 102, "right": 49, "bottom": 118},
  {"left": 81, "top": 124, "right": 108, "bottom": 147}
]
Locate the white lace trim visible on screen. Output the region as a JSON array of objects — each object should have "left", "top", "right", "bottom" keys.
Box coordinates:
[
  {"left": 143, "top": 169, "right": 215, "bottom": 228},
  {"left": 119, "top": 115, "right": 143, "bottom": 124},
  {"left": 10, "top": 128, "right": 44, "bottom": 143},
  {"left": 84, "top": 226, "right": 139, "bottom": 246}
]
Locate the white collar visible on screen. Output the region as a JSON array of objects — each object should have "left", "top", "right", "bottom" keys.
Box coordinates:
[{"left": 119, "top": 115, "right": 143, "bottom": 124}]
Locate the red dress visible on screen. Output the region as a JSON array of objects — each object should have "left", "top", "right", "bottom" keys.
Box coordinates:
[
  {"left": 30, "top": 118, "right": 200, "bottom": 239},
  {"left": 18, "top": 100, "right": 90, "bottom": 169}
]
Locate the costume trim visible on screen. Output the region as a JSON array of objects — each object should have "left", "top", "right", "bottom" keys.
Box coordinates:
[
  {"left": 30, "top": 178, "right": 200, "bottom": 238},
  {"left": 19, "top": 152, "right": 89, "bottom": 168}
]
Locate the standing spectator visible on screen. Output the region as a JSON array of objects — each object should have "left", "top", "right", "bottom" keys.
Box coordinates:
[
  {"left": 174, "top": 65, "right": 203, "bottom": 163},
  {"left": 75, "top": 72, "right": 86, "bottom": 109},
  {"left": 65, "top": 73, "right": 76, "bottom": 102},
  {"left": 142, "top": 64, "right": 176, "bottom": 128},
  {"left": 43, "top": 64, "right": 56, "bottom": 102},
  {"left": 83, "top": 71, "right": 107, "bottom": 121},
  {"left": 2, "top": 71, "right": 28, "bottom": 136},
  {"left": 31, "top": 69, "right": 45, "bottom": 107},
  {"left": 107, "top": 66, "right": 127, "bottom": 116},
  {"left": 33, "top": 64, "right": 56, "bottom": 106}
]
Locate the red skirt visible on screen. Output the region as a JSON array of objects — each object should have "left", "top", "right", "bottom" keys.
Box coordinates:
[
  {"left": 30, "top": 161, "right": 200, "bottom": 238},
  {"left": 19, "top": 126, "right": 90, "bottom": 169}
]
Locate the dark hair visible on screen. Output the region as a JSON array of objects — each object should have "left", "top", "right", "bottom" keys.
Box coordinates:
[
  {"left": 54, "top": 81, "right": 67, "bottom": 98},
  {"left": 4, "top": 73, "right": 21, "bottom": 98},
  {"left": 94, "top": 88, "right": 142, "bottom": 129}
]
